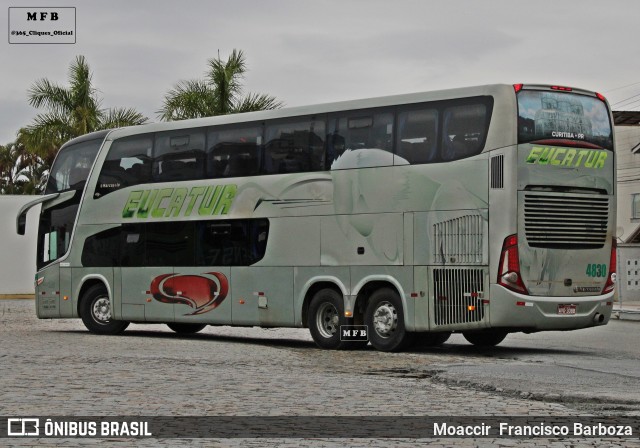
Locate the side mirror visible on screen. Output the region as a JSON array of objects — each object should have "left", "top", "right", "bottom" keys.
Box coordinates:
[{"left": 17, "top": 212, "right": 26, "bottom": 235}]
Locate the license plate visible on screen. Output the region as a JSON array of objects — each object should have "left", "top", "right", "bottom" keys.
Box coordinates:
[{"left": 557, "top": 304, "right": 577, "bottom": 315}]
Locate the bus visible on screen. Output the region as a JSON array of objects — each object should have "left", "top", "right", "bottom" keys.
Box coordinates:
[{"left": 17, "top": 84, "right": 617, "bottom": 352}]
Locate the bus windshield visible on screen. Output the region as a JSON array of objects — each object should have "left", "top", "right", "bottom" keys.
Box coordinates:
[
  {"left": 517, "top": 90, "right": 613, "bottom": 150},
  {"left": 45, "top": 138, "right": 103, "bottom": 194}
]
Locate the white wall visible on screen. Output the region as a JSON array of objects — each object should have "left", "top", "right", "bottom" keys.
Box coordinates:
[{"left": 0, "top": 196, "right": 40, "bottom": 294}]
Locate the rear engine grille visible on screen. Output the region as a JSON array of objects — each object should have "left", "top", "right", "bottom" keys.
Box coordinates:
[
  {"left": 433, "top": 268, "right": 485, "bottom": 325},
  {"left": 524, "top": 193, "right": 608, "bottom": 249}
]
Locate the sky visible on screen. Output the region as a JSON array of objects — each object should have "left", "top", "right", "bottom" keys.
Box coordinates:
[{"left": 1, "top": 0, "right": 640, "bottom": 144}]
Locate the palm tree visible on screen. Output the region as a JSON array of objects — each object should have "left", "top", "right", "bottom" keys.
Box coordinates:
[
  {"left": 0, "top": 141, "right": 45, "bottom": 194},
  {"left": 20, "top": 55, "right": 148, "bottom": 167},
  {"left": 158, "top": 49, "right": 283, "bottom": 121}
]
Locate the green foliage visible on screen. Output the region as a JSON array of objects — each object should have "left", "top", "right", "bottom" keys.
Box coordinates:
[
  {"left": 158, "top": 49, "right": 283, "bottom": 121},
  {"left": 16, "top": 55, "right": 148, "bottom": 189}
]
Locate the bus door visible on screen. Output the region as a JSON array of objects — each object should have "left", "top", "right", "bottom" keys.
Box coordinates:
[{"left": 36, "top": 263, "right": 60, "bottom": 318}]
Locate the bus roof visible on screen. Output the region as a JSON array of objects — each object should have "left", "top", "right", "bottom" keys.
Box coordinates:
[{"left": 106, "top": 84, "right": 517, "bottom": 141}]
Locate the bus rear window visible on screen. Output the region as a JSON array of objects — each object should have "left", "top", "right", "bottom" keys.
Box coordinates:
[{"left": 517, "top": 90, "right": 613, "bottom": 150}]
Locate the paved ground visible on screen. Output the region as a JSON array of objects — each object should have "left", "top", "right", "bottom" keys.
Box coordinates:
[{"left": 0, "top": 300, "right": 638, "bottom": 447}]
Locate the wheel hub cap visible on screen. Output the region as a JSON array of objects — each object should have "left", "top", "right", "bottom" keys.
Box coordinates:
[
  {"left": 93, "top": 297, "right": 111, "bottom": 323},
  {"left": 373, "top": 302, "right": 398, "bottom": 337}
]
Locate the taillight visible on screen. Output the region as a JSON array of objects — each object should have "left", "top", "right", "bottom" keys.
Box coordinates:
[
  {"left": 551, "top": 85, "right": 573, "bottom": 92},
  {"left": 602, "top": 238, "right": 617, "bottom": 294},
  {"left": 513, "top": 83, "right": 524, "bottom": 93},
  {"left": 497, "top": 234, "right": 528, "bottom": 294},
  {"left": 596, "top": 92, "right": 607, "bottom": 102}
]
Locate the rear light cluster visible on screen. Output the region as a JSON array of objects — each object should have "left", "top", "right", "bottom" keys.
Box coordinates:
[
  {"left": 513, "top": 84, "right": 607, "bottom": 103},
  {"left": 497, "top": 234, "right": 528, "bottom": 294},
  {"left": 551, "top": 85, "right": 572, "bottom": 92},
  {"left": 602, "top": 238, "right": 617, "bottom": 294}
]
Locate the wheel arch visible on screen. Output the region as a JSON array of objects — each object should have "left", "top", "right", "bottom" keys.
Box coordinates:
[
  {"left": 352, "top": 276, "right": 410, "bottom": 330},
  {"left": 75, "top": 275, "right": 112, "bottom": 318},
  {"left": 299, "top": 277, "right": 348, "bottom": 328}
]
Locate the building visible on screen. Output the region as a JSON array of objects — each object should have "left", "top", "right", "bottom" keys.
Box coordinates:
[{"left": 614, "top": 111, "right": 640, "bottom": 303}]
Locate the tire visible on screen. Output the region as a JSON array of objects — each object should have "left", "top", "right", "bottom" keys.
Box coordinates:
[
  {"left": 463, "top": 330, "right": 508, "bottom": 347},
  {"left": 415, "top": 332, "right": 451, "bottom": 347},
  {"left": 364, "top": 288, "right": 409, "bottom": 352},
  {"left": 308, "top": 288, "right": 354, "bottom": 350},
  {"left": 80, "top": 284, "right": 129, "bottom": 335},
  {"left": 167, "top": 323, "right": 207, "bottom": 334}
]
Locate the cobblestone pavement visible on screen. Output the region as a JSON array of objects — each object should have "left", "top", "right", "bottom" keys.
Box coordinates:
[{"left": 0, "top": 300, "right": 637, "bottom": 447}]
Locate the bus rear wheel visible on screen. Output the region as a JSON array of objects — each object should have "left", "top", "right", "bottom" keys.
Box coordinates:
[
  {"left": 463, "top": 330, "right": 508, "bottom": 347},
  {"left": 308, "top": 288, "right": 354, "bottom": 350},
  {"left": 167, "top": 323, "right": 207, "bottom": 334},
  {"left": 365, "top": 288, "right": 408, "bottom": 352},
  {"left": 80, "top": 284, "right": 129, "bottom": 335}
]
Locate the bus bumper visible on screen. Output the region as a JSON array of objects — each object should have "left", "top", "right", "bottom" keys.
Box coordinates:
[{"left": 489, "top": 284, "right": 614, "bottom": 331}]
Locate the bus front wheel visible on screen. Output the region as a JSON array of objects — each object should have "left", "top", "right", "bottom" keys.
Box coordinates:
[
  {"left": 167, "top": 323, "right": 207, "bottom": 334},
  {"left": 80, "top": 284, "right": 129, "bottom": 335},
  {"left": 463, "top": 330, "right": 508, "bottom": 347}
]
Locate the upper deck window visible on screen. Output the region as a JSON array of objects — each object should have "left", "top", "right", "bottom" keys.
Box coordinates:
[
  {"left": 45, "top": 138, "right": 103, "bottom": 194},
  {"left": 517, "top": 90, "right": 613, "bottom": 150}
]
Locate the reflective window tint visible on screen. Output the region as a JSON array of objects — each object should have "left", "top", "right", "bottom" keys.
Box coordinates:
[
  {"left": 146, "top": 221, "right": 195, "bottom": 267},
  {"left": 396, "top": 108, "right": 439, "bottom": 164},
  {"left": 120, "top": 224, "right": 145, "bottom": 267},
  {"left": 197, "top": 219, "right": 269, "bottom": 266},
  {"left": 208, "top": 126, "right": 262, "bottom": 178},
  {"left": 96, "top": 136, "right": 153, "bottom": 197},
  {"left": 81, "top": 219, "right": 269, "bottom": 267},
  {"left": 46, "top": 138, "right": 102, "bottom": 193},
  {"left": 328, "top": 110, "right": 393, "bottom": 168},
  {"left": 81, "top": 227, "right": 120, "bottom": 267},
  {"left": 154, "top": 130, "right": 206, "bottom": 182},
  {"left": 441, "top": 102, "right": 490, "bottom": 161},
  {"left": 263, "top": 119, "right": 325, "bottom": 174}
]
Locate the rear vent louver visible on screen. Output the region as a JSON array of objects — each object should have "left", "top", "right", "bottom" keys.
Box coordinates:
[
  {"left": 433, "top": 215, "right": 483, "bottom": 264},
  {"left": 524, "top": 193, "right": 609, "bottom": 249},
  {"left": 490, "top": 154, "right": 504, "bottom": 189},
  {"left": 433, "top": 268, "right": 485, "bottom": 325}
]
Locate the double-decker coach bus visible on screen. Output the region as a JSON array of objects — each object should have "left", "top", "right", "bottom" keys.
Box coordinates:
[{"left": 17, "top": 84, "right": 616, "bottom": 351}]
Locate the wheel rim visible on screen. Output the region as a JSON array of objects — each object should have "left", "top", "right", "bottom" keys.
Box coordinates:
[
  {"left": 92, "top": 296, "right": 111, "bottom": 324},
  {"left": 316, "top": 302, "right": 339, "bottom": 338},
  {"left": 372, "top": 301, "right": 398, "bottom": 338}
]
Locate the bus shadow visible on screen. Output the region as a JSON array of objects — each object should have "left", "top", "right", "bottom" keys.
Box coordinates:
[
  {"left": 66, "top": 328, "right": 318, "bottom": 349},
  {"left": 409, "top": 343, "right": 585, "bottom": 357},
  {"left": 62, "top": 329, "right": 584, "bottom": 356}
]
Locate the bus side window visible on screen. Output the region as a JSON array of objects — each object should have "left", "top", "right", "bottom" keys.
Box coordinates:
[
  {"left": 441, "top": 103, "right": 489, "bottom": 161},
  {"left": 263, "top": 119, "right": 325, "bottom": 175},
  {"left": 328, "top": 110, "right": 393, "bottom": 169},
  {"left": 120, "top": 224, "right": 145, "bottom": 267},
  {"left": 153, "top": 130, "right": 206, "bottom": 183},
  {"left": 396, "top": 108, "right": 439, "bottom": 164},
  {"left": 95, "top": 136, "right": 153, "bottom": 197},
  {"left": 208, "top": 126, "right": 262, "bottom": 178}
]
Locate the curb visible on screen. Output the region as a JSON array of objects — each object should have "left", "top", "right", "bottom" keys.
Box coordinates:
[{"left": 0, "top": 294, "right": 35, "bottom": 300}]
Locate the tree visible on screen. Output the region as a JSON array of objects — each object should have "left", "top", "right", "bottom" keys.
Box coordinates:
[
  {"left": 158, "top": 49, "right": 283, "bottom": 121},
  {"left": 20, "top": 55, "right": 148, "bottom": 167},
  {"left": 0, "top": 140, "right": 45, "bottom": 194}
]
